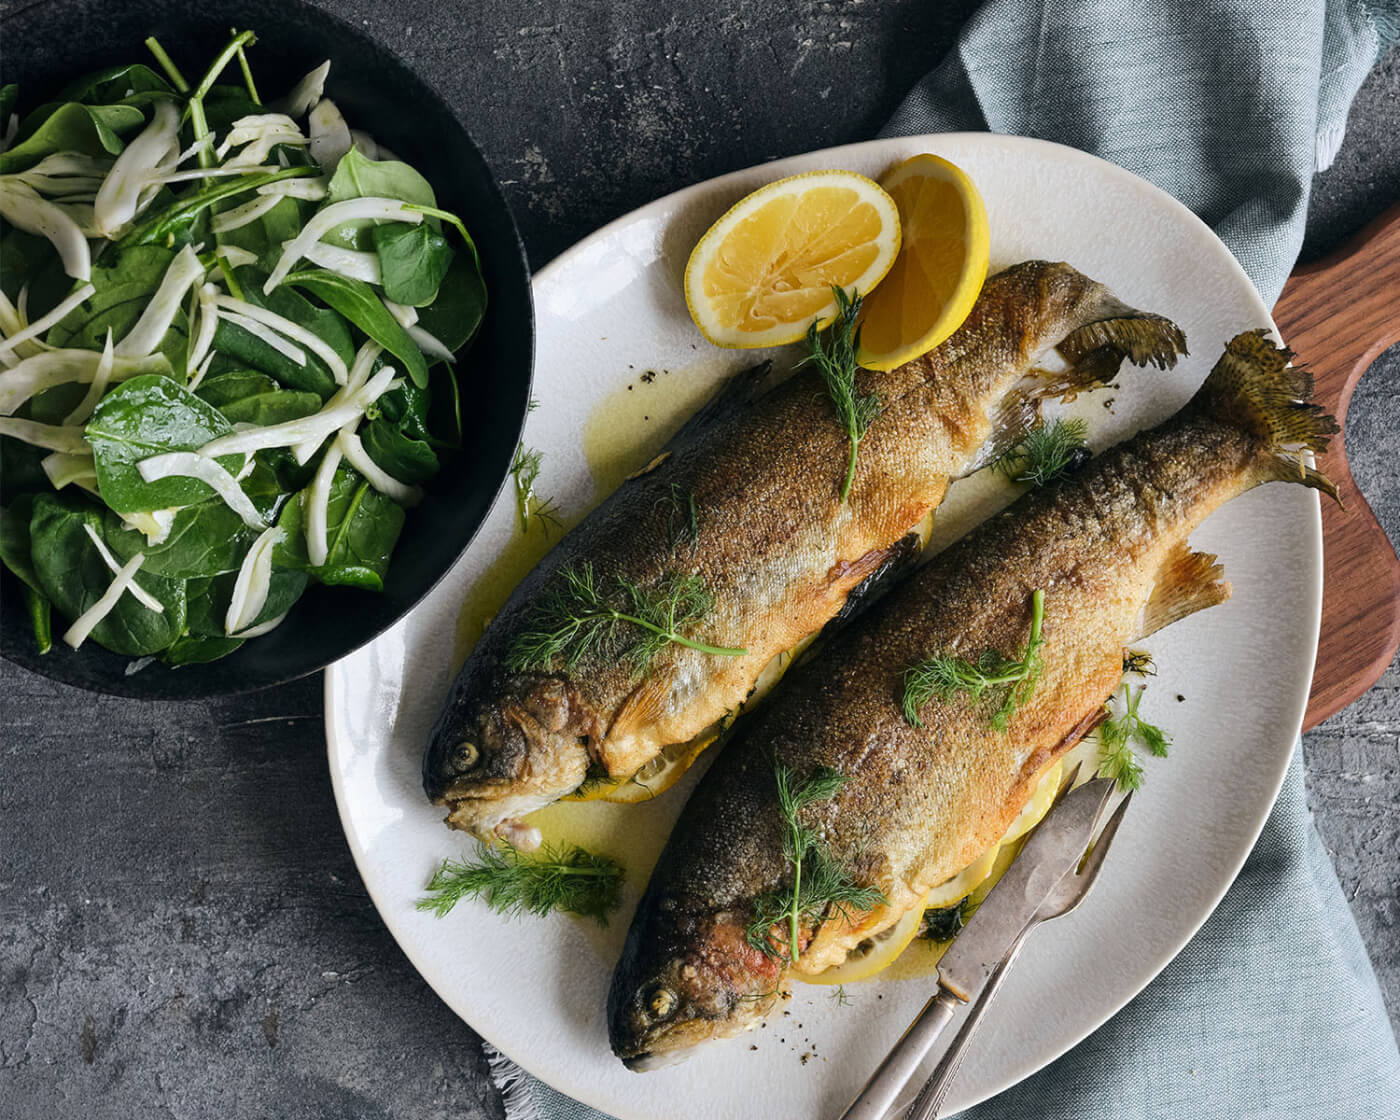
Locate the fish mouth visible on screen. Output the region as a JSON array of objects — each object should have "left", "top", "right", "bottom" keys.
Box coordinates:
[{"left": 622, "top": 1049, "right": 692, "bottom": 1072}]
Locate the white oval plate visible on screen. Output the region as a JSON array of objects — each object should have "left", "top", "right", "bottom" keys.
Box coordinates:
[{"left": 325, "top": 134, "right": 1320, "bottom": 1119}]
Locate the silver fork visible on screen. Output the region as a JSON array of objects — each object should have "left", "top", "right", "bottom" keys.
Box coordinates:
[{"left": 899, "top": 791, "right": 1134, "bottom": 1120}]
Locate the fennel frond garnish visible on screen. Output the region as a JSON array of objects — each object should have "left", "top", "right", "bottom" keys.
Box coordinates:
[
  {"left": 417, "top": 842, "right": 624, "bottom": 925},
  {"left": 746, "top": 763, "right": 886, "bottom": 965},
  {"left": 996, "top": 418, "right": 1090, "bottom": 487},
  {"left": 1096, "top": 681, "right": 1171, "bottom": 792},
  {"left": 901, "top": 589, "right": 1047, "bottom": 731},
  {"left": 510, "top": 445, "right": 561, "bottom": 534},
  {"left": 802, "top": 286, "right": 881, "bottom": 503},
  {"left": 506, "top": 561, "right": 746, "bottom": 673}
]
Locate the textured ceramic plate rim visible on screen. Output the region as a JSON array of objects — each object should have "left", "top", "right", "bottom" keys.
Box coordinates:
[{"left": 325, "top": 132, "right": 1320, "bottom": 1118}]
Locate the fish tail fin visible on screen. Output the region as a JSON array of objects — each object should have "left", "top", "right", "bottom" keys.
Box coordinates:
[
  {"left": 1050, "top": 294, "right": 1189, "bottom": 394},
  {"left": 1193, "top": 330, "right": 1341, "bottom": 503}
]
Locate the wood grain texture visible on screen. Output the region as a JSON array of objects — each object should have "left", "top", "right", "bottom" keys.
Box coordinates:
[{"left": 1273, "top": 203, "right": 1400, "bottom": 730}]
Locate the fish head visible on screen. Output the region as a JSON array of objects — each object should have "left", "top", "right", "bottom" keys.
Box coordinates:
[
  {"left": 608, "top": 897, "right": 784, "bottom": 1069},
  {"left": 423, "top": 673, "right": 592, "bottom": 844}
]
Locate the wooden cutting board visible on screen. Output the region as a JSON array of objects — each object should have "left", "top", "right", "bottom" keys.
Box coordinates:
[{"left": 1273, "top": 201, "right": 1400, "bottom": 730}]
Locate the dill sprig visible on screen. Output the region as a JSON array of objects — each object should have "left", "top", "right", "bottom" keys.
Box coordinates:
[
  {"left": 661, "top": 483, "right": 699, "bottom": 553},
  {"left": 829, "top": 985, "right": 853, "bottom": 1006},
  {"left": 802, "top": 286, "right": 881, "bottom": 503},
  {"left": 746, "top": 762, "right": 886, "bottom": 965},
  {"left": 901, "top": 589, "right": 1047, "bottom": 731},
  {"left": 506, "top": 562, "right": 746, "bottom": 673},
  {"left": 416, "top": 842, "right": 625, "bottom": 925},
  {"left": 510, "top": 445, "right": 561, "bottom": 535},
  {"left": 996, "top": 418, "right": 1090, "bottom": 487},
  {"left": 1095, "top": 681, "right": 1171, "bottom": 792}
]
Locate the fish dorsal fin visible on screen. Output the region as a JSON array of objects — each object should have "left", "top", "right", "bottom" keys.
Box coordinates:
[{"left": 1137, "top": 542, "right": 1231, "bottom": 639}]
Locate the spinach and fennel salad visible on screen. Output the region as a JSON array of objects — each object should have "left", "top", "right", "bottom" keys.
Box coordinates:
[{"left": 0, "top": 32, "right": 486, "bottom": 666}]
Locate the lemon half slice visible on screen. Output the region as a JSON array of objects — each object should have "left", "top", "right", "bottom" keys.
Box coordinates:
[
  {"left": 684, "top": 170, "right": 901, "bottom": 349},
  {"left": 856, "top": 153, "right": 989, "bottom": 371}
]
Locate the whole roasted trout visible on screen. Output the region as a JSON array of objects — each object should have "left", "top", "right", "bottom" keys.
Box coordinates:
[
  {"left": 608, "top": 331, "right": 1337, "bottom": 1066},
  {"left": 423, "top": 261, "right": 1186, "bottom": 845}
]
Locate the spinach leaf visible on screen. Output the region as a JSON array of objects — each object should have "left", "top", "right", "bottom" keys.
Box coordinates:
[
  {"left": 0, "top": 493, "right": 43, "bottom": 592},
  {"left": 163, "top": 633, "right": 243, "bottom": 665},
  {"left": 85, "top": 375, "right": 244, "bottom": 513},
  {"left": 0, "top": 102, "right": 145, "bottom": 174},
  {"left": 281, "top": 268, "right": 429, "bottom": 388},
  {"left": 21, "top": 584, "right": 53, "bottom": 654},
  {"left": 57, "top": 63, "right": 172, "bottom": 105},
  {"left": 274, "top": 465, "right": 405, "bottom": 590},
  {"left": 195, "top": 370, "right": 321, "bottom": 426},
  {"left": 0, "top": 85, "right": 16, "bottom": 124},
  {"left": 118, "top": 167, "right": 315, "bottom": 249},
  {"left": 360, "top": 418, "right": 439, "bottom": 484},
  {"left": 211, "top": 266, "right": 354, "bottom": 397},
  {"left": 372, "top": 222, "right": 452, "bottom": 307},
  {"left": 373, "top": 378, "right": 432, "bottom": 442},
  {"left": 184, "top": 566, "right": 308, "bottom": 638},
  {"left": 322, "top": 147, "right": 437, "bottom": 250},
  {"left": 0, "top": 228, "right": 69, "bottom": 316},
  {"left": 104, "top": 501, "right": 256, "bottom": 578},
  {"left": 29, "top": 492, "right": 187, "bottom": 656},
  {"left": 47, "top": 244, "right": 188, "bottom": 370},
  {"left": 201, "top": 84, "right": 260, "bottom": 136},
  {"left": 219, "top": 195, "right": 304, "bottom": 270},
  {"left": 1, "top": 437, "right": 51, "bottom": 499},
  {"left": 416, "top": 250, "right": 486, "bottom": 355}
]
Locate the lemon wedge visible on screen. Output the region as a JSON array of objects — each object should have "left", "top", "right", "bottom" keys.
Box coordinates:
[
  {"left": 684, "top": 170, "right": 901, "bottom": 349},
  {"left": 856, "top": 153, "right": 989, "bottom": 371}
]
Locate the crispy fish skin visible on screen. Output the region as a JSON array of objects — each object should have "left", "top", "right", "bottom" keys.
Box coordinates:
[
  {"left": 423, "top": 261, "right": 1187, "bottom": 844},
  {"left": 608, "top": 331, "right": 1337, "bottom": 1066}
]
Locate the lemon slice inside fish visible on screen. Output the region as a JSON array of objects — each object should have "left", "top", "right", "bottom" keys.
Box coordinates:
[
  {"left": 855, "top": 153, "right": 989, "bottom": 371},
  {"left": 563, "top": 733, "right": 717, "bottom": 804},
  {"left": 684, "top": 169, "right": 902, "bottom": 349},
  {"left": 802, "top": 896, "right": 929, "bottom": 986}
]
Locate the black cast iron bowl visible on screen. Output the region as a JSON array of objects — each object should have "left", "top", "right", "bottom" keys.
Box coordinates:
[{"left": 0, "top": 1, "right": 534, "bottom": 698}]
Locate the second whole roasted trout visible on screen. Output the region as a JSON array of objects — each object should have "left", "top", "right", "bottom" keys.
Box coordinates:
[
  {"left": 607, "top": 331, "right": 1337, "bottom": 1067},
  {"left": 423, "top": 261, "right": 1186, "bottom": 845}
]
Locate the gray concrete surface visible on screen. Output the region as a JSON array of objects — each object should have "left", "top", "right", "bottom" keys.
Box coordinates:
[{"left": 0, "top": 3, "right": 1395, "bottom": 1118}]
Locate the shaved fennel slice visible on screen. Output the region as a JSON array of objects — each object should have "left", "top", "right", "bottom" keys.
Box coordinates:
[
  {"left": 63, "top": 553, "right": 149, "bottom": 650},
  {"left": 214, "top": 245, "right": 259, "bottom": 268},
  {"left": 230, "top": 610, "right": 290, "bottom": 639},
  {"left": 290, "top": 342, "right": 383, "bottom": 462},
  {"left": 0, "top": 179, "right": 91, "bottom": 281},
  {"left": 0, "top": 347, "right": 166, "bottom": 415},
  {"left": 407, "top": 323, "right": 456, "bottom": 364},
  {"left": 93, "top": 99, "right": 181, "bottom": 237},
  {"left": 41, "top": 451, "right": 99, "bottom": 491},
  {"left": 0, "top": 417, "right": 90, "bottom": 453},
  {"left": 136, "top": 452, "right": 267, "bottom": 530},
  {"left": 211, "top": 193, "right": 282, "bottom": 233},
  {"left": 218, "top": 309, "right": 308, "bottom": 365},
  {"left": 307, "top": 98, "right": 352, "bottom": 169},
  {"left": 155, "top": 165, "right": 281, "bottom": 184},
  {"left": 115, "top": 245, "right": 205, "bottom": 358},
  {"left": 281, "top": 61, "right": 331, "bottom": 120},
  {"left": 81, "top": 522, "right": 164, "bottom": 612},
  {"left": 9, "top": 151, "right": 112, "bottom": 196},
  {"left": 186, "top": 284, "right": 221, "bottom": 374},
  {"left": 381, "top": 298, "right": 418, "bottom": 328},
  {"left": 336, "top": 428, "right": 422, "bottom": 506},
  {"left": 213, "top": 295, "right": 348, "bottom": 384},
  {"left": 62, "top": 329, "right": 117, "bottom": 425},
  {"left": 120, "top": 508, "right": 178, "bottom": 545},
  {"left": 187, "top": 352, "right": 216, "bottom": 392},
  {"left": 264, "top": 197, "right": 421, "bottom": 293},
  {"left": 257, "top": 177, "right": 327, "bottom": 201},
  {"left": 225, "top": 525, "right": 284, "bottom": 635},
  {"left": 0, "top": 282, "right": 95, "bottom": 365},
  {"left": 301, "top": 240, "right": 381, "bottom": 284},
  {"left": 198, "top": 366, "right": 398, "bottom": 461},
  {"left": 305, "top": 439, "right": 344, "bottom": 567}
]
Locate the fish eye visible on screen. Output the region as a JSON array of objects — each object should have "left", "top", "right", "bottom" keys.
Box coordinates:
[
  {"left": 453, "top": 741, "right": 480, "bottom": 769},
  {"left": 645, "top": 985, "right": 677, "bottom": 1020}
]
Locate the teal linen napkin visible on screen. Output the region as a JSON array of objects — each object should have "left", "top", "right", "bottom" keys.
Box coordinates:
[{"left": 486, "top": 2, "right": 1400, "bottom": 1116}]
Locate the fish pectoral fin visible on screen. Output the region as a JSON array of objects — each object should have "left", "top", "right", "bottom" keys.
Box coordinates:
[
  {"left": 603, "top": 672, "right": 677, "bottom": 764},
  {"left": 1137, "top": 541, "right": 1231, "bottom": 639},
  {"left": 1055, "top": 296, "right": 1189, "bottom": 383}
]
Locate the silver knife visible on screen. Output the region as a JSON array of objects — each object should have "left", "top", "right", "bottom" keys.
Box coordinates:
[{"left": 839, "top": 774, "right": 1115, "bottom": 1120}]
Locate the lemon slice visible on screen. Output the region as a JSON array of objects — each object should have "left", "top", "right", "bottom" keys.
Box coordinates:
[
  {"left": 1002, "top": 761, "right": 1063, "bottom": 843},
  {"left": 801, "top": 896, "right": 929, "bottom": 986},
  {"left": 684, "top": 170, "right": 901, "bottom": 349},
  {"left": 856, "top": 154, "right": 990, "bottom": 371},
  {"left": 562, "top": 732, "right": 718, "bottom": 804}
]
